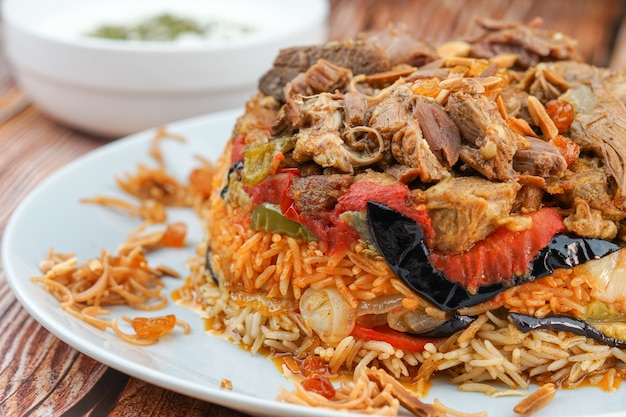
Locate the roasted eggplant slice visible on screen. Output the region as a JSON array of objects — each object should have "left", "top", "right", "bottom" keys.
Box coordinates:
[
  {"left": 412, "top": 315, "right": 476, "bottom": 338},
  {"left": 367, "top": 201, "right": 621, "bottom": 311},
  {"left": 508, "top": 313, "right": 626, "bottom": 348}
]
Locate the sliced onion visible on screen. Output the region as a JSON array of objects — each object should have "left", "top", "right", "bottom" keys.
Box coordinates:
[
  {"left": 299, "top": 287, "right": 356, "bottom": 345},
  {"left": 579, "top": 249, "right": 626, "bottom": 304},
  {"left": 387, "top": 307, "right": 448, "bottom": 333},
  {"left": 356, "top": 294, "right": 404, "bottom": 316}
]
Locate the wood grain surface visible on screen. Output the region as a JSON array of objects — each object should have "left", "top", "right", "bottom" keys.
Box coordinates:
[{"left": 1, "top": 1, "right": 625, "bottom": 416}]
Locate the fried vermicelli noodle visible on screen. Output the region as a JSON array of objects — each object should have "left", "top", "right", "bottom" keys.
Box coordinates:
[
  {"left": 180, "top": 17, "right": 626, "bottom": 416},
  {"left": 33, "top": 129, "right": 211, "bottom": 345},
  {"left": 33, "top": 247, "right": 189, "bottom": 345}
]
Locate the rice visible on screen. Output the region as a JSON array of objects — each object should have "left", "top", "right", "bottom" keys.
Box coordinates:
[{"left": 182, "top": 138, "right": 626, "bottom": 398}]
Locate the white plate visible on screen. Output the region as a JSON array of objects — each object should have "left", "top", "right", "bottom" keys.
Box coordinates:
[{"left": 3, "top": 109, "right": 626, "bottom": 417}]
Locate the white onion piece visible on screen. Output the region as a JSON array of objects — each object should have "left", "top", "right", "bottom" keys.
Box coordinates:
[
  {"left": 356, "top": 294, "right": 404, "bottom": 316},
  {"left": 299, "top": 287, "right": 356, "bottom": 345},
  {"left": 579, "top": 249, "right": 626, "bottom": 304},
  {"left": 387, "top": 307, "right": 446, "bottom": 333}
]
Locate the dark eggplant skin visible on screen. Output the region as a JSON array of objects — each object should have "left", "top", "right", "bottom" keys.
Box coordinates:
[
  {"left": 508, "top": 313, "right": 626, "bottom": 348},
  {"left": 366, "top": 201, "right": 621, "bottom": 311},
  {"left": 413, "top": 315, "right": 476, "bottom": 338},
  {"left": 220, "top": 161, "right": 244, "bottom": 199},
  {"left": 205, "top": 248, "right": 220, "bottom": 285},
  {"left": 529, "top": 233, "right": 620, "bottom": 277}
]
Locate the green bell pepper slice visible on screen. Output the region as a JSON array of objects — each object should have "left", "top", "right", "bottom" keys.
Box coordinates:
[{"left": 250, "top": 203, "right": 316, "bottom": 241}]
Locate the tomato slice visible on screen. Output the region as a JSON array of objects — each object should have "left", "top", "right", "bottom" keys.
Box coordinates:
[
  {"left": 429, "top": 207, "right": 566, "bottom": 291},
  {"left": 350, "top": 324, "right": 442, "bottom": 352}
]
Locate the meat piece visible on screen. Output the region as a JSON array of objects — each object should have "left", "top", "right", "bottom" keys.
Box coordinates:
[
  {"left": 513, "top": 136, "right": 567, "bottom": 177},
  {"left": 368, "top": 84, "right": 414, "bottom": 168},
  {"left": 291, "top": 94, "right": 352, "bottom": 172},
  {"left": 295, "top": 130, "right": 354, "bottom": 172},
  {"left": 259, "top": 41, "right": 391, "bottom": 102},
  {"left": 283, "top": 59, "right": 352, "bottom": 101},
  {"left": 447, "top": 92, "right": 528, "bottom": 180},
  {"left": 391, "top": 118, "right": 450, "bottom": 183},
  {"left": 533, "top": 61, "right": 597, "bottom": 86},
  {"left": 513, "top": 185, "right": 544, "bottom": 213},
  {"left": 413, "top": 96, "right": 461, "bottom": 167},
  {"left": 424, "top": 176, "right": 521, "bottom": 253},
  {"left": 343, "top": 90, "right": 369, "bottom": 127},
  {"left": 559, "top": 160, "right": 626, "bottom": 222},
  {"left": 385, "top": 164, "right": 422, "bottom": 184},
  {"left": 291, "top": 93, "right": 386, "bottom": 174},
  {"left": 467, "top": 18, "right": 583, "bottom": 69},
  {"left": 291, "top": 174, "right": 353, "bottom": 216},
  {"left": 499, "top": 84, "right": 531, "bottom": 121},
  {"left": 368, "top": 84, "right": 414, "bottom": 134},
  {"left": 562, "top": 69, "right": 626, "bottom": 210},
  {"left": 359, "top": 23, "right": 438, "bottom": 67}
]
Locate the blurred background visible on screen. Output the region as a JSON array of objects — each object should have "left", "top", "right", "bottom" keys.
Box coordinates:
[{"left": 327, "top": 0, "right": 626, "bottom": 68}]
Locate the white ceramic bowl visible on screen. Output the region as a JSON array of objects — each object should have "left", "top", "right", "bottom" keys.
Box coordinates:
[{"left": 2, "top": 0, "right": 329, "bottom": 137}]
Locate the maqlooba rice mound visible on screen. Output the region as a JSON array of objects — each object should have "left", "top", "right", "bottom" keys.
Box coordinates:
[{"left": 183, "top": 18, "right": 626, "bottom": 414}]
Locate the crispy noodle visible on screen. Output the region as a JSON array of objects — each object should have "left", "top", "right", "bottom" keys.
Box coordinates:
[
  {"left": 32, "top": 246, "right": 189, "bottom": 344},
  {"left": 32, "top": 128, "right": 213, "bottom": 345}
]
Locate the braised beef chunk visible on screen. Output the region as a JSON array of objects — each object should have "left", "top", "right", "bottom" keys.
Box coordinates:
[
  {"left": 424, "top": 176, "right": 521, "bottom": 253},
  {"left": 560, "top": 160, "right": 626, "bottom": 223},
  {"left": 259, "top": 41, "right": 391, "bottom": 102},
  {"left": 513, "top": 185, "right": 544, "bottom": 213},
  {"left": 283, "top": 59, "right": 352, "bottom": 101},
  {"left": 513, "top": 136, "right": 567, "bottom": 177},
  {"left": 368, "top": 84, "right": 414, "bottom": 135},
  {"left": 447, "top": 92, "right": 527, "bottom": 181},
  {"left": 559, "top": 67, "right": 626, "bottom": 211},
  {"left": 467, "top": 18, "right": 583, "bottom": 69},
  {"left": 412, "top": 97, "right": 461, "bottom": 167},
  {"left": 343, "top": 90, "right": 369, "bottom": 127},
  {"left": 291, "top": 174, "right": 353, "bottom": 215},
  {"left": 385, "top": 164, "right": 423, "bottom": 184},
  {"left": 359, "top": 23, "right": 438, "bottom": 67},
  {"left": 391, "top": 118, "right": 450, "bottom": 183}
]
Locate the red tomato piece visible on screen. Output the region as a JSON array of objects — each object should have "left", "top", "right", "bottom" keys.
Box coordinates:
[
  {"left": 350, "top": 324, "right": 442, "bottom": 352},
  {"left": 429, "top": 207, "right": 566, "bottom": 291}
]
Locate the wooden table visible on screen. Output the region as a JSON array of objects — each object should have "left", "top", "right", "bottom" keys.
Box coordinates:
[{"left": 1, "top": 1, "right": 626, "bottom": 415}]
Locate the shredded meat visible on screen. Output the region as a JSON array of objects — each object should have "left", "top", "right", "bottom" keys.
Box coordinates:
[
  {"left": 391, "top": 118, "right": 450, "bottom": 183},
  {"left": 412, "top": 96, "right": 461, "bottom": 167},
  {"left": 447, "top": 92, "right": 528, "bottom": 181},
  {"left": 564, "top": 77, "right": 626, "bottom": 210},
  {"left": 513, "top": 136, "right": 567, "bottom": 177}
]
